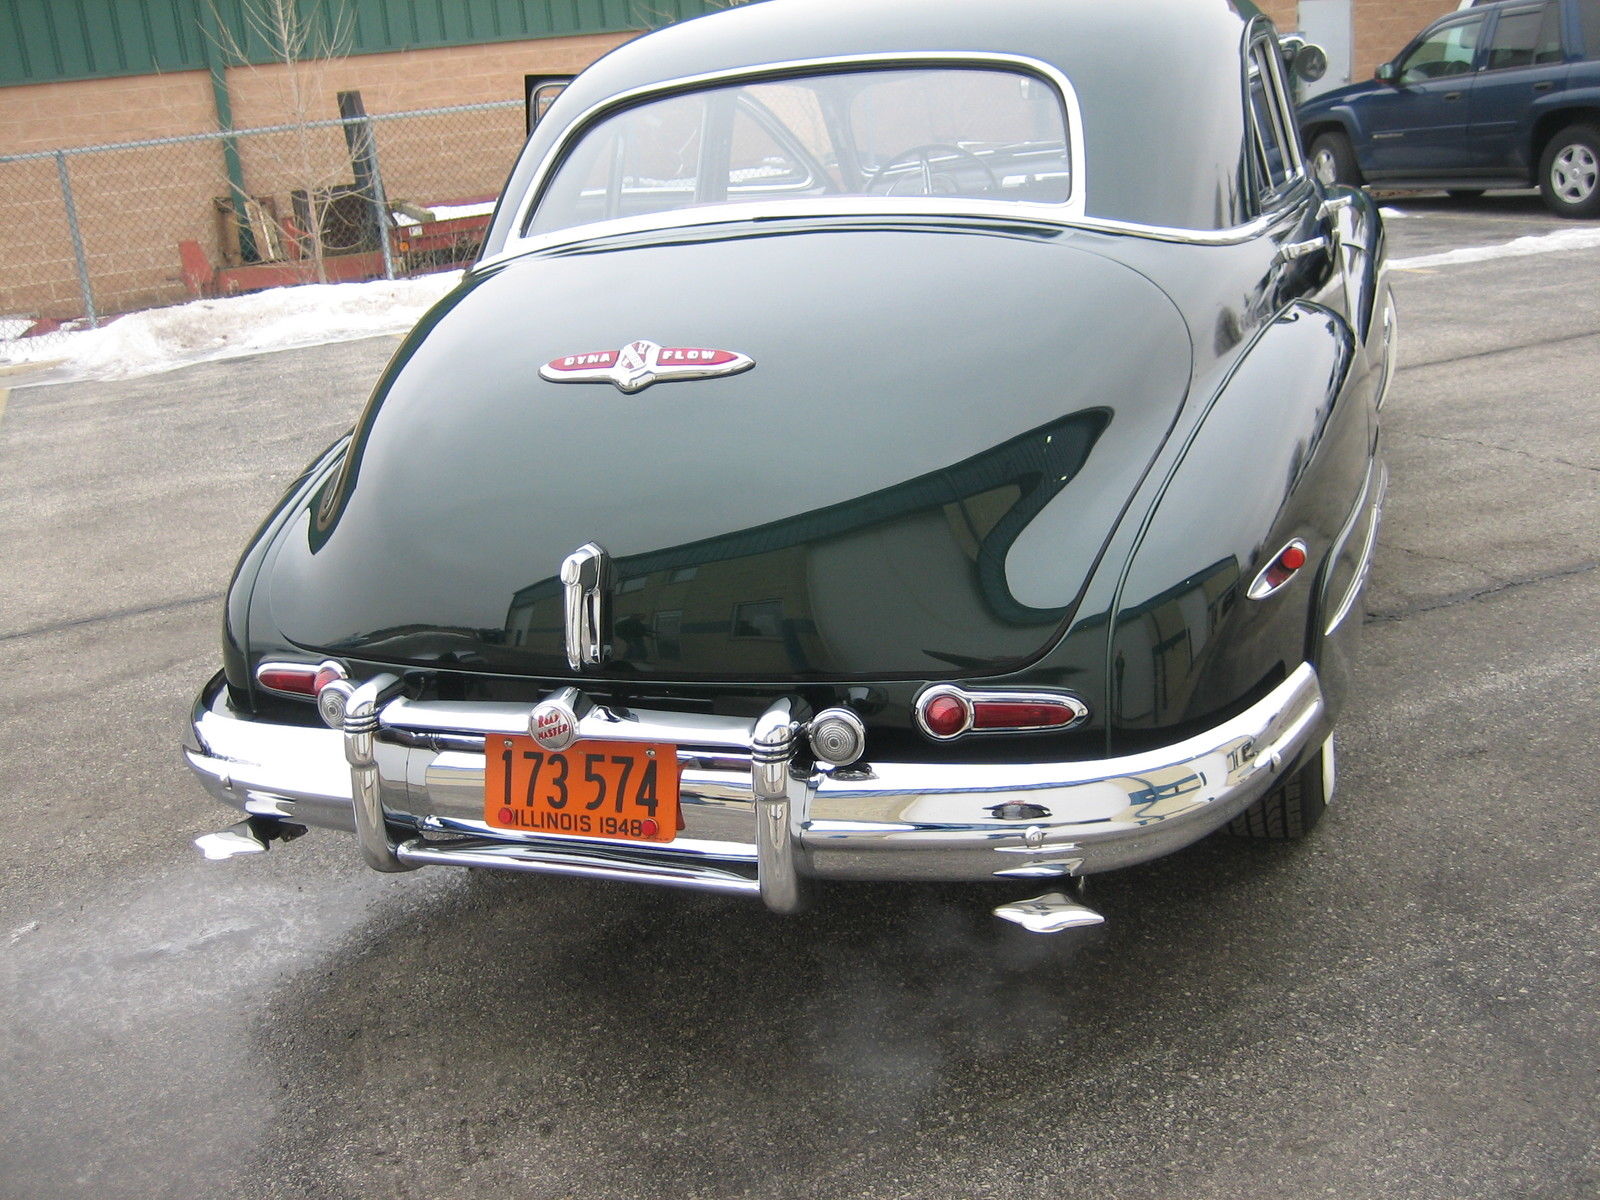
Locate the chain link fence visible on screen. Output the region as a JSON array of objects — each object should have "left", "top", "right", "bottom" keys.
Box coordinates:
[{"left": 0, "top": 99, "right": 523, "bottom": 354}]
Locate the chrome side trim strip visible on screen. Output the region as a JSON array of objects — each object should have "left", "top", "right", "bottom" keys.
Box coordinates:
[
  {"left": 1375, "top": 289, "right": 1399, "bottom": 411},
  {"left": 1326, "top": 461, "right": 1388, "bottom": 636}
]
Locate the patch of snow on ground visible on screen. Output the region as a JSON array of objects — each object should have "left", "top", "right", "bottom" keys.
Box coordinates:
[
  {"left": 1391, "top": 226, "right": 1600, "bottom": 270},
  {"left": 391, "top": 201, "right": 495, "bottom": 227},
  {"left": 1378, "top": 207, "right": 1410, "bottom": 219},
  {"left": 0, "top": 272, "right": 461, "bottom": 383}
]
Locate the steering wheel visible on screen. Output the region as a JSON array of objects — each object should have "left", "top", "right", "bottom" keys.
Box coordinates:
[{"left": 868, "top": 143, "right": 1000, "bottom": 196}]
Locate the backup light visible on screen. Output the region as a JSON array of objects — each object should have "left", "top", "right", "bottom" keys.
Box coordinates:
[{"left": 808, "top": 708, "right": 867, "bottom": 767}]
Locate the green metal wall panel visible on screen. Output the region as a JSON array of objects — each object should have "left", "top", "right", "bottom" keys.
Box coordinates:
[{"left": 0, "top": 0, "right": 745, "bottom": 86}]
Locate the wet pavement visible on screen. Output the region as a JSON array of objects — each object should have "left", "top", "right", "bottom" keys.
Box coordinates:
[{"left": 2, "top": 197, "right": 1597, "bottom": 1200}]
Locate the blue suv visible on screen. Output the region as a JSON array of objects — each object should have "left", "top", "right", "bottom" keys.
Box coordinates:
[{"left": 1298, "top": 0, "right": 1600, "bottom": 216}]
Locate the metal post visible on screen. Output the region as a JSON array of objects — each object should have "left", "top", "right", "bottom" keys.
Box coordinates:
[
  {"left": 54, "top": 151, "right": 97, "bottom": 329},
  {"left": 194, "top": 0, "right": 257, "bottom": 263},
  {"left": 370, "top": 139, "right": 395, "bottom": 281},
  {"left": 338, "top": 91, "right": 395, "bottom": 280}
]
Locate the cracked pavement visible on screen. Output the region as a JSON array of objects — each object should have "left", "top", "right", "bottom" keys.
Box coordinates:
[{"left": 1, "top": 193, "right": 1597, "bottom": 1200}]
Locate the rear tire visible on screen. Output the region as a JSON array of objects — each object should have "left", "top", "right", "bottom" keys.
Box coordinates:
[
  {"left": 1227, "top": 735, "right": 1334, "bottom": 840},
  {"left": 1309, "top": 131, "right": 1362, "bottom": 188},
  {"left": 1539, "top": 124, "right": 1600, "bottom": 218}
]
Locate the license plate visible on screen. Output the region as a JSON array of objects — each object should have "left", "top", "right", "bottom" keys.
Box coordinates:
[{"left": 483, "top": 736, "right": 680, "bottom": 844}]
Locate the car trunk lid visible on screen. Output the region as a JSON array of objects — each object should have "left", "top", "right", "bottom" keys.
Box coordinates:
[{"left": 260, "top": 221, "right": 1192, "bottom": 682}]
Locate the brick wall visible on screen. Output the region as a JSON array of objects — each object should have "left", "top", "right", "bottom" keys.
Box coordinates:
[
  {"left": 1257, "top": 1, "right": 1301, "bottom": 37},
  {"left": 1353, "top": 0, "right": 1460, "bottom": 80},
  {"left": 0, "top": 33, "right": 633, "bottom": 319}
]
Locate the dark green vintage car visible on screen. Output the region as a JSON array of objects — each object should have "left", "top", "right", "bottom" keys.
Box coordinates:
[{"left": 186, "top": 0, "right": 1392, "bottom": 934}]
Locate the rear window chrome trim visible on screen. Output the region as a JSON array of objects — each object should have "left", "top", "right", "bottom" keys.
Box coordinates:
[
  {"left": 479, "top": 46, "right": 1310, "bottom": 268},
  {"left": 498, "top": 51, "right": 1089, "bottom": 256},
  {"left": 478, "top": 205, "right": 1288, "bottom": 274}
]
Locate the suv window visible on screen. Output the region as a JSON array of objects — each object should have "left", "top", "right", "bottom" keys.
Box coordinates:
[
  {"left": 1581, "top": 0, "right": 1600, "bottom": 57},
  {"left": 1485, "top": 3, "right": 1563, "bottom": 70},
  {"left": 1399, "top": 16, "right": 1487, "bottom": 82}
]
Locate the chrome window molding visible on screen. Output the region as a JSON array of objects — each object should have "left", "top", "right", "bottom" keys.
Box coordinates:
[
  {"left": 495, "top": 51, "right": 1089, "bottom": 258},
  {"left": 1242, "top": 19, "right": 1310, "bottom": 219},
  {"left": 475, "top": 43, "right": 1320, "bottom": 270},
  {"left": 478, "top": 202, "right": 1292, "bottom": 277}
]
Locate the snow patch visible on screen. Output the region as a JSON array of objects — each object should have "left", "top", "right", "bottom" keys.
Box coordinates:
[
  {"left": 1391, "top": 226, "right": 1600, "bottom": 269},
  {"left": 0, "top": 316, "right": 34, "bottom": 339},
  {"left": 1378, "top": 207, "right": 1411, "bottom": 219},
  {"left": 0, "top": 272, "right": 461, "bottom": 383},
  {"left": 392, "top": 200, "right": 496, "bottom": 227}
]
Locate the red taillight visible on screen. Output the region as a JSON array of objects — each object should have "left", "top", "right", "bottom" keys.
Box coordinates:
[
  {"left": 917, "top": 687, "right": 1086, "bottom": 740},
  {"left": 256, "top": 660, "right": 347, "bottom": 701},
  {"left": 1249, "top": 539, "right": 1311, "bottom": 600},
  {"left": 256, "top": 664, "right": 318, "bottom": 695},
  {"left": 971, "top": 701, "right": 1077, "bottom": 731},
  {"left": 922, "top": 694, "right": 970, "bottom": 737}
]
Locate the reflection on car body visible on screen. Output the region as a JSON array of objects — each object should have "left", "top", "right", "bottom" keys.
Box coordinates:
[{"left": 186, "top": 0, "right": 1392, "bottom": 936}]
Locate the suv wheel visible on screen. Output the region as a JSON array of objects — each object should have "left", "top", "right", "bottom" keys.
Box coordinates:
[
  {"left": 1309, "top": 131, "right": 1361, "bottom": 188},
  {"left": 1539, "top": 125, "right": 1600, "bottom": 218}
]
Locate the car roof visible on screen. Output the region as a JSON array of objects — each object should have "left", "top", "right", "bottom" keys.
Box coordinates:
[{"left": 487, "top": 0, "right": 1267, "bottom": 248}]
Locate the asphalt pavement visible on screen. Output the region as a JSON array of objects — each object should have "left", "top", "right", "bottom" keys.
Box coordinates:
[{"left": 1, "top": 194, "right": 1596, "bottom": 1200}]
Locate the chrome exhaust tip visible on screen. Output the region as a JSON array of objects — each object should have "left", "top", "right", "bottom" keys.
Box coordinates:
[
  {"left": 194, "top": 816, "right": 307, "bottom": 861},
  {"left": 993, "top": 888, "right": 1105, "bottom": 934}
]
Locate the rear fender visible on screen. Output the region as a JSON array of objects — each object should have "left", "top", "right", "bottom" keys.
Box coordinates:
[{"left": 1107, "top": 302, "right": 1363, "bottom": 749}]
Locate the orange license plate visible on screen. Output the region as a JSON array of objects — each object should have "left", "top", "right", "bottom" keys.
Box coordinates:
[{"left": 484, "top": 736, "right": 680, "bottom": 844}]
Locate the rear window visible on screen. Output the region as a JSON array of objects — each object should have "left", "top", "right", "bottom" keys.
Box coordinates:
[
  {"left": 1485, "top": 3, "right": 1563, "bottom": 70},
  {"left": 524, "top": 66, "right": 1073, "bottom": 237}
]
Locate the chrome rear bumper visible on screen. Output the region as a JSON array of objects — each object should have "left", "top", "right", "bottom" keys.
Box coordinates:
[{"left": 184, "top": 663, "right": 1326, "bottom": 912}]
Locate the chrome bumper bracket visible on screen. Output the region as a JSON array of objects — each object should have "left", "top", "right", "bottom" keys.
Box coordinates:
[
  {"left": 751, "top": 697, "right": 811, "bottom": 915},
  {"left": 344, "top": 673, "right": 417, "bottom": 874}
]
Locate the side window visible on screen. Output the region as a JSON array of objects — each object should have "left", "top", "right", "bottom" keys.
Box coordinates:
[
  {"left": 1583, "top": 0, "right": 1600, "bottom": 58},
  {"left": 1246, "top": 39, "right": 1301, "bottom": 204},
  {"left": 1399, "top": 17, "right": 1487, "bottom": 82},
  {"left": 1485, "top": 4, "right": 1562, "bottom": 70},
  {"left": 726, "top": 106, "right": 814, "bottom": 195}
]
